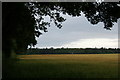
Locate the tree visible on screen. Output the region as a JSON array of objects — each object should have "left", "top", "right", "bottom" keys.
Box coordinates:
[
  {"left": 2, "top": 2, "right": 120, "bottom": 58},
  {"left": 3, "top": 3, "right": 36, "bottom": 58}
]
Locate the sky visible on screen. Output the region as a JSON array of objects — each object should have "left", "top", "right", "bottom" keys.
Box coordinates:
[{"left": 34, "top": 13, "right": 118, "bottom": 49}]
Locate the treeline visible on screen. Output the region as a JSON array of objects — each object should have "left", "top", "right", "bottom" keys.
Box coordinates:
[{"left": 18, "top": 47, "right": 120, "bottom": 55}]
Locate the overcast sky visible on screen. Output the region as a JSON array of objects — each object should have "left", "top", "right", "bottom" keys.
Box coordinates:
[{"left": 34, "top": 13, "right": 118, "bottom": 48}]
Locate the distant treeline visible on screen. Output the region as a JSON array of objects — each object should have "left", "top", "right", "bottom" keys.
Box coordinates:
[{"left": 18, "top": 48, "right": 120, "bottom": 55}]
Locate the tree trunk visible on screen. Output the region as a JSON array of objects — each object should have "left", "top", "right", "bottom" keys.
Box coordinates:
[
  {"left": 10, "top": 39, "right": 17, "bottom": 59},
  {"left": 10, "top": 49, "right": 17, "bottom": 59},
  {"left": 3, "top": 39, "right": 17, "bottom": 59}
]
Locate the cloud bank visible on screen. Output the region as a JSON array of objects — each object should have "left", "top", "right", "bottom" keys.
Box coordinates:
[{"left": 34, "top": 13, "right": 118, "bottom": 48}]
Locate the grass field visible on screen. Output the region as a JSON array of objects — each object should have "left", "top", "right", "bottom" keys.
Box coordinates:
[{"left": 3, "top": 54, "right": 119, "bottom": 79}]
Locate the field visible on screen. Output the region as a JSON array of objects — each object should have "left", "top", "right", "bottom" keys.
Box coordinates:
[{"left": 3, "top": 54, "right": 119, "bottom": 79}]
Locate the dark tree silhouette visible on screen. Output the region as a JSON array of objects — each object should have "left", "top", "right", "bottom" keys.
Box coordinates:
[
  {"left": 2, "top": 2, "right": 120, "bottom": 58},
  {"left": 3, "top": 3, "right": 36, "bottom": 58}
]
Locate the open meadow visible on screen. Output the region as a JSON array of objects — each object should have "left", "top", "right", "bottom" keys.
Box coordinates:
[{"left": 3, "top": 54, "right": 119, "bottom": 79}]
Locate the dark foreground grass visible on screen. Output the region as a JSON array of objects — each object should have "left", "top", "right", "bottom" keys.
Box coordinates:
[{"left": 3, "top": 54, "right": 118, "bottom": 79}]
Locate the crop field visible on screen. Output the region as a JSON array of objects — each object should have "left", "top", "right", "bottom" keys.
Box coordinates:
[{"left": 3, "top": 54, "right": 119, "bottom": 79}]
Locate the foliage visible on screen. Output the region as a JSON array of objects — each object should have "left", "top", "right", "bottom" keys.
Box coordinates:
[
  {"left": 3, "top": 3, "right": 37, "bottom": 57},
  {"left": 24, "top": 48, "right": 120, "bottom": 55}
]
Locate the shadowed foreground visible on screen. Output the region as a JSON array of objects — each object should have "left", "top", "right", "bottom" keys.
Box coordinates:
[{"left": 3, "top": 54, "right": 118, "bottom": 79}]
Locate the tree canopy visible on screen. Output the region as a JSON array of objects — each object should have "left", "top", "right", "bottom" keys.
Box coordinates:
[{"left": 2, "top": 2, "right": 120, "bottom": 58}]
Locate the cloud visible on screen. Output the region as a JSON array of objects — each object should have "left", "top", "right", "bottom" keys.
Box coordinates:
[
  {"left": 61, "top": 38, "right": 118, "bottom": 48},
  {"left": 34, "top": 14, "right": 118, "bottom": 48}
]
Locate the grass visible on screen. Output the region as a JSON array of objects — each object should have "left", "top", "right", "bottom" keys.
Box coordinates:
[{"left": 3, "top": 54, "right": 119, "bottom": 79}]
